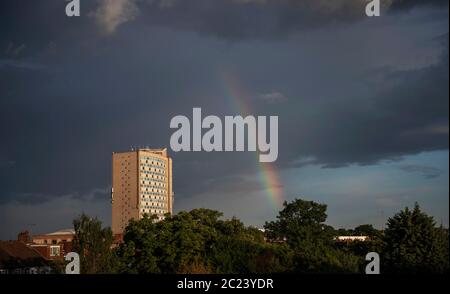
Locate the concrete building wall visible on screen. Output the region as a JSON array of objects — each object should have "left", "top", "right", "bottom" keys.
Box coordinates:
[
  {"left": 112, "top": 148, "right": 173, "bottom": 236},
  {"left": 112, "top": 151, "right": 139, "bottom": 235}
]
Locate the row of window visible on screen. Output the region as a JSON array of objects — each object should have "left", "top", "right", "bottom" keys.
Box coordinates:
[
  {"left": 141, "top": 197, "right": 167, "bottom": 204},
  {"left": 141, "top": 191, "right": 167, "bottom": 197},
  {"left": 141, "top": 156, "right": 165, "bottom": 164},
  {"left": 141, "top": 187, "right": 167, "bottom": 192},
  {"left": 140, "top": 165, "right": 166, "bottom": 174},
  {"left": 141, "top": 182, "right": 166, "bottom": 189},
  {"left": 140, "top": 158, "right": 165, "bottom": 164},
  {"left": 142, "top": 188, "right": 167, "bottom": 193},
  {"left": 141, "top": 207, "right": 166, "bottom": 212},
  {"left": 141, "top": 169, "right": 166, "bottom": 176},
  {"left": 140, "top": 162, "right": 166, "bottom": 169},
  {"left": 142, "top": 203, "right": 167, "bottom": 209},
  {"left": 140, "top": 177, "right": 166, "bottom": 185},
  {"left": 141, "top": 176, "right": 165, "bottom": 183}
]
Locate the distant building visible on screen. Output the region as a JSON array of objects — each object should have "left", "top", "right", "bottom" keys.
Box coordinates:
[
  {"left": 335, "top": 236, "right": 369, "bottom": 242},
  {"left": 0, "top": 241, "right": 52, "bottom": 274},
  {"left": 112, "top": 148, "right": 173, "bottom": 235},
  {"left": 30, "top": 229, "right": 75, "bottom": 260}
]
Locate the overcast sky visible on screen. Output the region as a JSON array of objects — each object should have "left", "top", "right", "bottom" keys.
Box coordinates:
[{"left": 0, "top": 0, "right": 448, "bottom": 239}]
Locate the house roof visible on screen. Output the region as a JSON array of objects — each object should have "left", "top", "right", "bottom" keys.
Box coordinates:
[
  {"left": 0, "top": 241, "right": 50, "bottom": 269},
  {"left": 43, "top": 229, "right": 75, "bottom": 236},
  {"left": 33, "top": 229, "right": 75, "bottom": 238}
]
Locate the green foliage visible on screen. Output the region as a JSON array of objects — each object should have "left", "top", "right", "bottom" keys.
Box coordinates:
[
  {"left": 116, "top": 209, "right": 290, "bottom": 274},
  {"left": 76, "top": 199, "right": 448, "bottom": 274},
  {"left": 264, "top": 199, "right": 333, "bottom": 247},
  {"left": 432, "top": 226, "right": 449, "bottom": 273},
  {"left": 382, "top": 203, "right": 449, "bottom": 273},
  {"left": 264, "top": 199, "right": 360, "bottom": 273},
  {"left": 210, "top": 220, "right": 291, "bottom": 274},
  {"left": 115, "top": 214, "right": 160, "bottom": 273},
  {"left": 353, "top": 224, "right": 382, "bottom": 239},
  {"left": 72, "top": 213, "right": 116, "bottom": 274},
  {"left": 335, "top": 224, "right": 383, "bottom": 272}
]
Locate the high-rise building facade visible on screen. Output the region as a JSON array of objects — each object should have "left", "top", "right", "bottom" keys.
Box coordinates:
[{"left": 111, "top": 148, "right": 173, "bottom": 235}]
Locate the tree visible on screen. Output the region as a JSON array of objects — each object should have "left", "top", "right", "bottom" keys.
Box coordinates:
[
  {"left": 383, "top": 203, "right": 449, "bottom": 273},
  {"left": 335, "top": 228, "right": 352, "bottom": 236},
  {"left": 264, "top": 199, "right": 333, "bottom": 247},
  {"left": 113, "top": 200, "right": 448, "bottom": 274},
  {"left": 72, "top": 213, "right": 116, "bottom": 274},
  {"left": 432, "top": 226, "right": 449, "bottom": 273},
  {"left": 336, "top": 224, "right": 383, "bottom": 272},
  {"left": 353, "top": 224, "right": 382, "bottom": 239},
  {"left": 116, "top": 209, "right": 290, "bottom": 274},
  {"left": 264, "top": 199, "right": 360, "bottom": 273},
  {"left": 117, "top": 210, "right": 221, "bottom": 274},
  {"left": 211, "top": 217, "right": 290, "bottom": 274}
]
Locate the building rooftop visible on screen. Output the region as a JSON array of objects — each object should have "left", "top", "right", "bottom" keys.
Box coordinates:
[
  {"left": 0, "top": 241, "right": 49, "bottom": 269},
  {"left": 113, "top": 147, "right": 168, "bottom": 156},
  {"left": 36, "top": 229, "right": 75, "bottom": 236}
]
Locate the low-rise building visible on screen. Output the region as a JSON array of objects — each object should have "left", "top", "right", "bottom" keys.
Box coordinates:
[
  {"left": 30, "top": 229, "right": 75, "bottom": 260},
  {"left": 0, "top": 241, "right": 52, "bottom": 274},
  {"left": 16, "top": 229, "right": 75, "bottom": 260},
  {"left": 335, "top": 236, "right": 369, "bottom": 242}
]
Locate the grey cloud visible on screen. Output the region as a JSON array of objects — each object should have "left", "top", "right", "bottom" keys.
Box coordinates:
[
  {"left": 0, "top": 59, "right": 45, "bottom": 70},
  {"left": 0, "top": 153, "right": 16, "bottom": 169},
  {"left": 0, "top": 161, "right": 15, "bottom": 169},
  {"left": 93, "top": 0, "right": 139, "bottom": 35},
  {"left": 0, "top": 0, "right": 448, "bottom": 237},
  {"left": 275, "top": 33, "right": 449, "bottom": 169},
  {"left": 9, "top": 193, "right": 56, "bottom": 205},
  {"left": 399, "top": 165, "right": 444, "bottom": 179},
  {"left": 134, "top": 0, "right": 371, "bottom": 40},
  {"left": 70, "top": 187, "right": 111, "bottom": 201},
  {"left": 257, "top": 91, "right": 288, "bottom": 103},
  {"left": 402, "top": 124, "right": 449, "bottom": 137},
  {"left": 201, "top": 174, "right": 266, "bottom": 195},
  {"left": 1, "top": 0, "right": 447, "bottom": 48},
  {"left": 5, "top": 188, "right": 110, "bottom": 206},
  {"left": 92, "top": 0, "right": 448, "bottom": 39},
  {"left": 390, "top": 0, "right": 449, "bottom": 10},
  {"left": 4, "top": 42, "right": 26, "bottom": 57},
  {"left": 0, "top": 193, "right": 111, "bottom": 239}
]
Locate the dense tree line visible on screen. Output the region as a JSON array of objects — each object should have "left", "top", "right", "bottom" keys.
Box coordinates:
[{"left": 71, "top": 199, "right": 449, "bottom": 274}]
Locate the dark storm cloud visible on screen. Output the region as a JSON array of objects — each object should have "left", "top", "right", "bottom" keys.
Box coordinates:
[
  {"left": 4, "top": 188, "right": 109, "bottom": 206},
  {"left": 0, "top": 1, "right": 96, "bottom": 52},
  {"left": 1, "top": 1, "right": 448, "bottom": 44},
  {"left": 390, "top": 0, "right": 449, "bottom": 11},
  {"left": 96, "top": 0, "right": 448, "bottom": 39},
  {"left": 134, "top": 0, "right": 368, "bottom": 40},
  {"left": 399, "top": 164, "right": 444, "bottom": 179},
  {"left": 279, "top": 37, "right": 449, "bottom": 168},
  {"left": 0, "top": 0, "right": 448, "bottom": 238},
  {"left": 10, "top": 193, "right": 56, "bottom": 205},
  {"left": 1, "top": 1, "right": 448, "bottom": 206}
]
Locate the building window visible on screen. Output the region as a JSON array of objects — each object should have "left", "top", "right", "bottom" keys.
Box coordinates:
[{"left": 50, "top": 246, "right": 60, "bottom": 257}]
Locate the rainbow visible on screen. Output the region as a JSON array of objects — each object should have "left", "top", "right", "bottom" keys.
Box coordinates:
[{"left": 218, "top": 68, "right": 284, "bottom": 210}]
